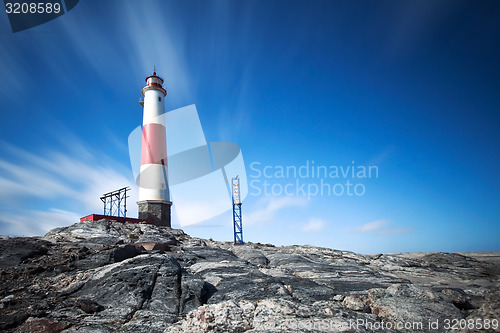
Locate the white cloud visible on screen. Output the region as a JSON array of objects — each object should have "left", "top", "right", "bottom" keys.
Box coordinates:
[
  {"left": 55, "top": 1, "right": 193, "bottom": 105},
  {"left": 0, "top": 158, "right": 80, "bottom": 200},
  {"left": 379, "top": 228, "right": 414, "bottom": 235},
  {"left": 0, "top": 140, "right": 136, "bottom": 236},
  {"left": 354, "top": 220, "right": 389, "bottom": 233},
  {"left": 351, "top": 219, "right": 414, "bottom": 236},
  {"left": 302, "top": 218, "right": 326, "bottom": 232},
  {"left": 245, "top": 196, "right": 307, "bottom": 226},
  {"left": 0, "top": 209, "right": 81, "bottom": 237}
]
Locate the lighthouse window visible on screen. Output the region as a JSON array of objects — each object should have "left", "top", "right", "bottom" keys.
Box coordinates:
[{"left": 158, "top": 97, "right": 161, "bottom": 101}]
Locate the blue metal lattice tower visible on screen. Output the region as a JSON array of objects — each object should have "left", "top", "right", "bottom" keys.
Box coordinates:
[{"left": 232, "top": 176, "right": 244, "bottom": 245}]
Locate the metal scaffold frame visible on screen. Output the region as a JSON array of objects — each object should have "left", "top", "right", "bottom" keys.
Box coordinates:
[
  {"left": 100, "top": 187, "right": 130, "bottom": 221},
  {"left": 232, "top": 176, "right": 244, "bottom": 245}
]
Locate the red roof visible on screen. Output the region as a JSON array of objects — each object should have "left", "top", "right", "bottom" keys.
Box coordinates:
[{"left": 145, "top": 71, "right": 164, "bottom": 83}]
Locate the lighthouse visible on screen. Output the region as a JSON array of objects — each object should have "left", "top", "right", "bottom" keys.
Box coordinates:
[{"left": 137, "top": 71, "right": 172, "bottom": 227}]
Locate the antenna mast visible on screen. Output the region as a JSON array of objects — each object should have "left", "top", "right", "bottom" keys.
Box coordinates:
[{"left": 232, "top": 176, "right": 244, "bottom": 245}]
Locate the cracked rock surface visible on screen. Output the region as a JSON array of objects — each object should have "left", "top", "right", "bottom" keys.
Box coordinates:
[{"left": 0, "top": 220, "right": 498, "bottom": 332}]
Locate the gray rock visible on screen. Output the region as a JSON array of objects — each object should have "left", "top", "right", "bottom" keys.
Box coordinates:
[
  {"left": 367, "top": 284, "right": 464, "bottom": 333},
  {"left": 0, "top": 220, "right": 497, "bottom": 333},
  {"left": 0, "top": 237, "right": 51, "bottom": 269},
  {"left": 465, "top": 288, "right": 500, "bottom": 328},
  {"left": 112, "top": 244, "right": 142, "bottom": 262},
  {"left": 343, "top": 295, "right": 367, "bottom": 312},
  {"left": 13, "top": 317, "right": 68, "bottom": 333},
  {"left": 79, "top": 299, "right": 103, "bottom": 313},
  {"left": 231, "top": 245, "right": 270, "bottom": 267}
]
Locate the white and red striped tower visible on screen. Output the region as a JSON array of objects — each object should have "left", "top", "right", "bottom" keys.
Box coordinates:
[{"left": 137, "top": 71, "right": 172, "bottom": 226}]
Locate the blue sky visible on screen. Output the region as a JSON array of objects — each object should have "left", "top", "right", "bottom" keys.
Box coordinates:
[{"left": 0, "top": 0, "right": 499, "bottom": 253}]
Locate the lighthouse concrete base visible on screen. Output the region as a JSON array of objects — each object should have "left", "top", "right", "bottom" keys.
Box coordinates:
[{"left": 137, "top": 200, "right": 172, "bottom": 227}]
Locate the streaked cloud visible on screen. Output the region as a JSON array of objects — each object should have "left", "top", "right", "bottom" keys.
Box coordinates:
[
  {"left": 0, "top": 208, "right": 81, "bottom": 237},
  {"left": 351, "top": 219, "right": 414, "bottom": 236},
  {"left": 57, "top": 1, "right": 193, "bottom": 105},
  {"left": 354, "top": 219, "right": 389, "bottom": 233},
  {"left": 245, "top": 196, "right": 307, "bottom": 226},
  {"left": 379, "top": 228, "right": 414, "bottom": 235},
  {"left": 0, "top": 139, "right": 136, "bottom": 236},
  {"left": 302, "top": 217, "right": 326, "bottom": 232}
]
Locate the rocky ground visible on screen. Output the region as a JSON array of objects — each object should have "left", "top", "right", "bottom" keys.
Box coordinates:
[{"left": 0, "top": 220, "right": 498, "bottom": 332}]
